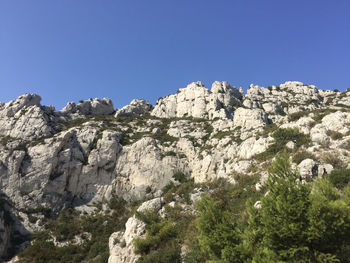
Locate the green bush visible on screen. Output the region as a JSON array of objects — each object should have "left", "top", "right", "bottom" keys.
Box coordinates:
[
  {"left": 288, "top": 111, "right": 309, "bottom": 122},
  {"left": 329, "top": 130, "right": 343, "bottom": 140},
  {"left": 256, "top": 128, "right": 310, "bottom": 161},
  {"left": 196, "top": 195, "right": 242, "bottom": 262},
  {"left": 327, "top": 169, "right": 350, "bottom": 189},
  {"left": 137, "top": 248, "right": 181, "bottom": 263},
  {"left": 292, "top": 150, "right": 316, "bottom": 164},
  {"left": 173, "top": 171, "right": 187, "bottom": 183},
  {"left": 18, "top": 198, "right": 131, "bottom": 263},
  {"left": 134, "top": 211, "right": 188, "bottom": 263},
  {"left": 212, "top": 130, "right": 232, "bottom": 140},
  {"left": 260, "top": 123, "right": 278, "bottom": 138},
  {"left": 246, "top": 154, "right": 350, "bottom": 262},
  {"left": 162, "top": 179, "right": 195, "bottom": 204}
]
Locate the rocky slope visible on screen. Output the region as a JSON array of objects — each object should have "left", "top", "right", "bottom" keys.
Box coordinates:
[{"left": 0, "top": 80, "right": 350, "bottom": 261}]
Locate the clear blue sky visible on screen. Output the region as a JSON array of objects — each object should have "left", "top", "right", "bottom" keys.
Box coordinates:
[{"left": 1, "top": 0, "right": 349, "bottom": 110}]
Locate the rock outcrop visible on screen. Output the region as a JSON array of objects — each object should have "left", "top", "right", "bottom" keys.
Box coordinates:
[
  {"left": 108, "top": 198, "right": 163, "bottom": 263},
  {"left": 61, "top": 98, "right": 114, "bottom": 116},
  {"left": 115, "top": 99, "right": 153, "bottom": 118},
  {"left": 1, "top": 80, "right": 350, "bottom": 260},
  {"left": 0, "top": 94, "right": 55, "bottom": 140},
  {"left": 151, "top": 81, "right": 242, "bottom": 120},
  {"left": 243, "top": 81, "right": 324, "bottom": 119}
]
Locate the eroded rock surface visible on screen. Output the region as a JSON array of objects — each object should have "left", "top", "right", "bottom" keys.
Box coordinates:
[{"left": 1, "top": 80, "right": 350, "bottom": 260}]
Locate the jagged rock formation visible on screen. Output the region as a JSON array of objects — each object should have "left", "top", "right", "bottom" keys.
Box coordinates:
[
  {"left": 61, "top": 98, "right": 114, "bottom": 116},
  {"left": 0, "top": 80, "right": 350, "bottom": 261},
  {"left": 244, "top": 81, "right": 323, "bottom": 115},
  {"left": 151, "top": 81, "right": 242, "bottom": 120}
]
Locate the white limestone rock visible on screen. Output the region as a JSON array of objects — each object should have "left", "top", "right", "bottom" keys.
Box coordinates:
[
  {"left": 233, "top": 107, "right": 268, "bottom": 130},
  {"left": 238, "top": 137, "right": 271, "bottom": 159},
  {"left": 115, "top": 99, "right": 153, "bottom": 118},
  {"left": 137, "top": 197, "right": 163, "bottom": 213},
  {"left": 298, "top": 159, "right": 318, "bottom": 180},
  {"left": 244, "top": 81, "right": 323, "bottom": 115},
  {"left": 61, "top": 98, "right": 114, "bottom": 115},
  {"left": 318, "top": 164, "right": 333, "bottom": 177},
  {"left": 108, "top": 216, "right": 146, "bottom": 263},
  {"left": 0, "top": 94, "right": 55, "bottom": 140},
  {"left": 321, "top": 111, "right": 350, "bottom": 134},
  {"left": 0, "top": 94, "right": 41, "bottom": 118},
  {"left": 167, "top": 120, "right": 207, "bottom": 139},
  {"left": 280, "top": 117, "right": 315, "bottom": 134},
  {"left": 114, "top": 137, "right": 187, "bottom": 200},
  {"left": 151, "top": 81, "right": 242, "bottom": 120},
  {"left": 310, "top": 124, "right": 330, "bottom": 146},
  {"left": 108, "top": 197, "right": 165, "bottom": 263}
]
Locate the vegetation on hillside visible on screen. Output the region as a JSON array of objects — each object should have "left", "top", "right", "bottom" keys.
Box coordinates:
[
  {"left": 18, "top": 197, "right": 131, "bottom": 263},
  {"left": 17, "top": 154, "right": 350, "bottom": 263},
  {"left": 136, "top": 154, "right": 350, "bottom": 263}
]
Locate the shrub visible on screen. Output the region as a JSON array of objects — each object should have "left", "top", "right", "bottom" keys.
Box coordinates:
[
  {"left": 137, "top": 248, "right": 181, "bottom": 263},
  {"left": 213, "top": 130, "right": 232, "bottom": 140},
  {"left": 231, "top": 100, "right": 242, "bottom": 108},
  {"left": 18, "top": 197, "right": 131, "bottom": 263},
  {"left": 201, "top": 123, "right": 214, "bottom": 143},
  {"left": 273, "top": 127, "right": 310, "bottom": 148},
  {"left": 196, "top": 195, "right": 241, "bottom": 261},
  {"left": 260, "top": 123, "right": 278, "bottom": 138},
  {"left": 145, "top": 186, "right": 152, "bottom": 194},
  {"left": 329, "top": 130, "right": 343, "bottom": 140},
  {"left": 164, "top": 151, "right": 176, "bottom": 157},
  {"left": 292, "top": 150, "right": 316, "bottom": 164},
  {"left": 134, "top": 211, "right": 187, "bottom": 262},
  {"left": 108, "top": 196, "right": 127, "bottom": 213},
  {"left": 162, "top": 178, "right": 195, "bottom": 204},
  {"left": 320, "top": 152, "right": 347, "bottom": 170},
  {"left": 246, "top": 154, "right": 350, "bottom": 262},
  {"left": 327, "top": 169, "right": 350, "bottom": 189},
  {"left": 173, "top": 171, "right": 187, "bottom": 183},
  {"left": 256, "top": 128, "right": 310, "bottom": 161},
  {"left": 151, "top": 132, "right": 178, "bottom": 144},
  {"left": 288, "top": 111, "right": 309, "bottom": 122}
]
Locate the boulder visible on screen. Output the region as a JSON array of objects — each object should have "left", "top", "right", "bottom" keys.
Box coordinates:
[
  {"left": 136, "top": 197, "right": 163, "bottom": 213},
  {"left": 321, "top": 111, "right": 350, "bottom": 134},
  {"left": 298, "top": 159, "right": 318, "bottom": 180}
]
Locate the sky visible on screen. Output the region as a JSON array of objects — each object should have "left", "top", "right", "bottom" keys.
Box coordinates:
[{"left": 0, "top": 0, "right": 349, "bottom": 110}]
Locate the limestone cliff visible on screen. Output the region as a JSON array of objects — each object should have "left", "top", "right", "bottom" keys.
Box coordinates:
[{"left": 0, "top": 80, "right": 349, "bottom": 261}]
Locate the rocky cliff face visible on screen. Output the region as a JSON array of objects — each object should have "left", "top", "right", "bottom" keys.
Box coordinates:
[{"left": 1, "top": 80, "right": 350, "bottom": 261}]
